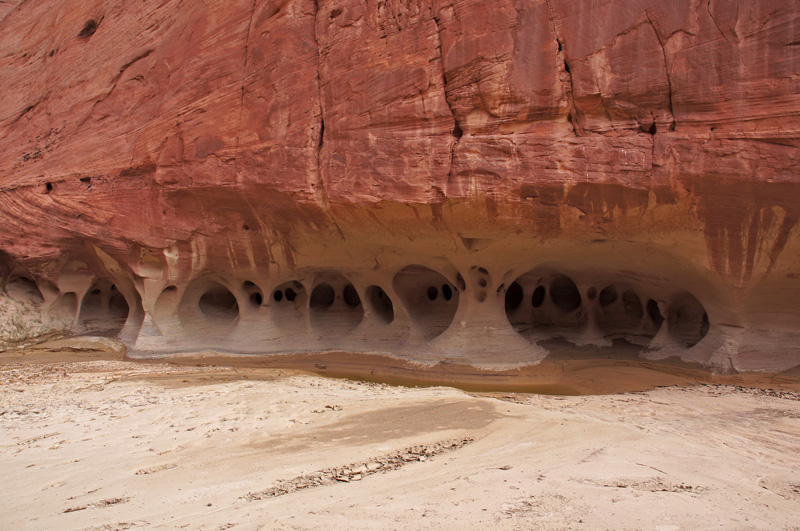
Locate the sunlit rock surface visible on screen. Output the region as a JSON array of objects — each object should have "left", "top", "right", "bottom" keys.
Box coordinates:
[{"left": 0, "top": 0, "right": 798, "bottom": 376}]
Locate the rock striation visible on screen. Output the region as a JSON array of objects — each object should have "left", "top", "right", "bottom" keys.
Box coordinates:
[{"left": 0, "top": 0, "right": 799, "bottom": 376}]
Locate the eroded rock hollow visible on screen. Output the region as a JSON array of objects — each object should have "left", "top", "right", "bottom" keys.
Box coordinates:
[{"left": 1, "top": 0, "right": 799, "bottom": 377}]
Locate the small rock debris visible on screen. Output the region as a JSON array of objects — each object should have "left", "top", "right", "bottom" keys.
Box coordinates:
[
  {"left": 63, "top": 497, "right": 129, "bottom": 513},
  {"left": 245, "top": 437, "right": 473, "bottom": 500}
]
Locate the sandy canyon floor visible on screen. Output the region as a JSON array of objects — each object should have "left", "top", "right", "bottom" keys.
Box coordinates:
[{"left": 1, "top": 340, "right": 800, "bottom": 530}]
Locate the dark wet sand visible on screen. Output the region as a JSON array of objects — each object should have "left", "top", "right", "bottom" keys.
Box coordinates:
[{"left": 4, "top": 335, "right": 799, "bottom": 395}]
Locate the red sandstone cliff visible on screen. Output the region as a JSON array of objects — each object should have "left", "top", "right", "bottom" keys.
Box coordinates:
[{"left": 0, "top": 0, "right": 798, "bottom": 375}]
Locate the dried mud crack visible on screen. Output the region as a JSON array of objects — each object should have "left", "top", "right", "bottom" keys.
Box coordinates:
[{"left": 245, "top": 437, "right": 474, "bottom": 500}]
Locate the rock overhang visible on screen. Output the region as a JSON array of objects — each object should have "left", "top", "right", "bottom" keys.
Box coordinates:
[{"left": 0, "top": 0, "right": 798, "bottom": 380}]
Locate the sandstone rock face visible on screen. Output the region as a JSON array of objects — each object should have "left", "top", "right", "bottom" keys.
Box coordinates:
[{"left": 1, "top": 0, "right": 798, "bottom": 375}]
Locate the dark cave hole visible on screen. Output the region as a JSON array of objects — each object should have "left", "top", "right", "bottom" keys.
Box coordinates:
[
  {"left": 199, "top": 286, "right": 239, "bottom": 321},
  {"left": 108, "top": 293, "right": 129, "bottom": 318},
  {"left": 273, "top": 290, "right": 283, "bottom": 302},
  {"left": 647, "top": 299, "right": 664, "bottom": 328},
  {"left": 79, "top": 19, "right": 99, "bottom": 38},
  {"left": 343, "top": 284, "right": 361, "bottom": 307},
  {"left": 599, "top": 285, "right": 617, "bottom": 307},
  {"left": 622, "top": 290, "right": 644, "bottom": 319},
  {"left": 668, "top": 293, "right": 710, "bottom": 348},
  {"left": 506, "top": 271, "right": 587, "bottom": 338},
  {"left": 310, "top": 283, "right": 335, "bottom": 310},
  {"left": 549, "top": 276, "right": 581, "bottom": 312},
  {"left": 505, "top": 281, "right": 523, "bottom": 311},
  {"left": 531, "top": 285, "right": 545, "bottom": 308},
  {"left": 471, "top": 267, "right": 490, "bottom": 301},
  {"left": 453, "top": 121, "right": 463, "bottom": 140},
  {"left": 82, "top": 289, "right": 102, "bottom": 312},
  {"left": 308, "top": 279, "right": 364, "bottom": 333},
  {"left": 250, "top": 292, "right": 263, "bottom": 306},
  {"left": 367, "top": 285, "right": 394, "bottom": 324},
  {"left": 595, "top": 285, "right": 659, "bottom": 341},
  {"left": 79, "top": 278, "right": 131, "bottom": 336},
  {"left": 268, "top": 282, "right": 307, "bottom": 328},
  {"left": 442, "top": 284, "right": 453, "bottom": 301},
  {"left": 243, "top": 280, "right": 263, "bottom": 307},
  {"left": 427, "top": 286, "right": 439, "bottom": 301}
]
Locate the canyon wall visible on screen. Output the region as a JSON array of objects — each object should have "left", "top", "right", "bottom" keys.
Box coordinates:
[{"left": 1, "top": 0, "right": 799, "bottom": 374}]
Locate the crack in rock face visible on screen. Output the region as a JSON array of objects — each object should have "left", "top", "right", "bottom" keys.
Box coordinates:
[{"left": 0, "top": 0, "right": 799, "bottom": 380}]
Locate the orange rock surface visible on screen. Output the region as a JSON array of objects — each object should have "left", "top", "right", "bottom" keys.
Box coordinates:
[{"left": 0, "top": 1, "right": 798, "bottom": 375}]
